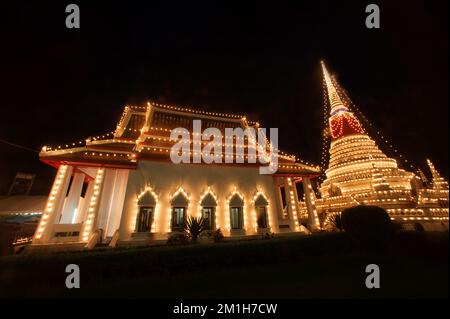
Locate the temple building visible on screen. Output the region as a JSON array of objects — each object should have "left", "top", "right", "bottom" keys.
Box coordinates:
[
  {"left": 30, "top": 103, "right": 321, "bottom": 251},
  {"left": 310, "top": 62, "right": 449, "bottom": 230},
  {"left": 28, "top": 61, "right": 449, "bottom": 252}
]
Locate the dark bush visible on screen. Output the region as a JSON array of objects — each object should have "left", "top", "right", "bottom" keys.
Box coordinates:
[
  {"left": 212, "top": 228, "right": 224, "bottom": 243},
  {"left": 414, "top": 222, "right": 425, "bottom": 232},
  {"left": 392, "top": 222, "right": 404, "bottom": 232},
  {"left": 167, "top": 232, "right": 190, "bottom": 246},
  {"left": 262, "top": 232, "right": 275, "bottom": 240},
  {"left": 341, "top": 205, "right": 395, "bottom": 250}
]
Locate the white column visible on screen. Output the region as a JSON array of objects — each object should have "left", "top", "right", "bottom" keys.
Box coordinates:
[
  {"left": 302, "top": 177, "right": 320, "bottom": 231},
  {"left": 79, "top": 168, "right": 106, "bottom": 242},
  {"left": 59, "top": 172, "right": 85, "bottom": 224},
  {"left": 75, "top": 179, "right": 94, "bottom": 224},
  {"left": 284, "top": 177, "right": 300, "bottom": 232},
  {"left": 33, "top": 165, "right": 74, "bottom": 243},
  {"left": 96, "top": 169, "right": 117, "bottom": 236},
  {"left": 105, "top": 169, "right": 129, "bottom": 237}
]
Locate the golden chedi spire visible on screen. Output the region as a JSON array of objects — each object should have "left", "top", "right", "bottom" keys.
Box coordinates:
[{"left": 321, "top": 60, "right": 349, "bottom": 115}]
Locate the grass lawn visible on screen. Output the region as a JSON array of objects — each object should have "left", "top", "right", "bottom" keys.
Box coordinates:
[{"left": 0, "top": 231, "right": 447, "bottom": 298}]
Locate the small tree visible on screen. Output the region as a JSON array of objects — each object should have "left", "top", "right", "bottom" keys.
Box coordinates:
[
  {"left": 328, "top": 213, "right": 343, "bottom": 231},
  {"left": 167, "top": 232, "right": 189, "bottom": 246},
  {"left": 212, "top": 228, "right": 225, "bottom": 243},
  {"left": 185, "top": 216, "right": 205, "bottom": 242}
]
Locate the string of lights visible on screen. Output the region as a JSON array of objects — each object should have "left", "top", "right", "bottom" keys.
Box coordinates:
[
  {"left": 319, "top": 77, "right": 331, "bottom": 183},
  {"left": 0, "top": 138, "right": 39, "bottom": 153},
  {"left": 331, "top": 76, "right": 420, "bottom": 174}
]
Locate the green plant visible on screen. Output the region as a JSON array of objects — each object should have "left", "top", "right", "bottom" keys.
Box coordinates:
[
  {"left": 263, "top": 232, "right": 275, "bottom": 240},
  {"left": 185, "top": 216, "right": 206, "bottom": 241},
  {"left": 328, "top": 213, "right": 343, "bottom": 231},
  {"left": 167, "top": 232, "right": 190, "bottom": 246},
  {"left": 212, "top": 228, "right": 224, "bottom": 243}
]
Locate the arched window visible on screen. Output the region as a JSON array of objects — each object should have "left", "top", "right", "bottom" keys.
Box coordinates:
[
  {"left": 170, "top": 189, "right": 189, "bottom": 232},
  {"left": 229, "top": 193, "right": 244, "bottom": 230},
  {"left": 254, "top": 194, "right": 269, "bottom": 229},
  {"left": 200, "top": 192, "right": 217, "bottom": 230},
  {"left": 136, "top": 190, "right": 157, "bottom": 233}
]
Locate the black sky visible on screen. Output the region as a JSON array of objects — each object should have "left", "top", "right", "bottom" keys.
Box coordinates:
[{"left": 0, "top": 0, "right": 448, "bottom": 195}]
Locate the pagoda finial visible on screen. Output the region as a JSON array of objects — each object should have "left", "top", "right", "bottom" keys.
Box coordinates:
[{"left": 321, "top": 61, "right": 349, "bottom": 116}]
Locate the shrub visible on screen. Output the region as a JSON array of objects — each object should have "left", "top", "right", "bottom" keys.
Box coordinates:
[
  {"left": 263, "top": 232, "right": 275, "bottom": 240},
  {"left": 184, "top": 216, "right": 205, "bottom": 242},
  {"left": 414, "top": 222, "right": 425, "bottom": 232},
  {"left": 328, "top": 213, "right": 343, "bottom": 231},
  {"left": 392, "top": 222, "right": 404, "bottom": 232},
  {"left": 212, "top": 228, "right": 224, "bottom": 243},
  {"left": 341, "top": 205, "right": 395, "bottom": 250},
  {"left": 167, "top": 232, "right": 190, "bottom": 246}
]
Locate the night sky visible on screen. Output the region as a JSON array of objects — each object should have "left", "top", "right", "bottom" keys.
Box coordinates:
[{"left": 0, "top": 0, "right": 448, "bottom": 195}]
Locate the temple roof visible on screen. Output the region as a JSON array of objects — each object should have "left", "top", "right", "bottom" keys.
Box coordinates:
[{"left": 39, "top": 102, "right": 320, "bottom": 176}]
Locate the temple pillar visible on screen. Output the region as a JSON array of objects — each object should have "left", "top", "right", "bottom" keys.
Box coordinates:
[
  {"left": 79, "top": 168, "right": 106, "bottom": 242},
  {"left": 284, "top": 177, "right": 300, "bottom": 232},
  {"left": 33, "top": 165, "right": 74, "bottom": 243},
  {"left": 94, "top": 169, "right": 129, "bottom": 239},
  {"left": 75, "top": 178, "right": 94, "bottom": 224},
  {"left": 96, "top": 169, "right": 117, "bottom": 237},
  {"left": 302, "top": 177, "right": 320, "bottom": 231},
  {"left": 105, "top": 169, "right": 129, "bottom": 237},
  {"left": 59, "top": 171, "right": 85, "bottom": 224}
]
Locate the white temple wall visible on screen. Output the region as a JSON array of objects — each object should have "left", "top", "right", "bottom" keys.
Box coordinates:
[{"left": 118, "top": 161, "right": 280, "bottom": 241}]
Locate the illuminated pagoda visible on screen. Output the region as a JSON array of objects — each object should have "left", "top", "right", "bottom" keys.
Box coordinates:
[
  {"left": 30, "top": 102, "right": 321, "bottom": 251},
  {"left": 312, "top": 61, "right": 449, "bottom": 230}
]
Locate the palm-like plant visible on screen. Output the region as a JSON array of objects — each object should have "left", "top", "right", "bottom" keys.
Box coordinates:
[
  {"left": 185, "top": 216, "right": 206, "bottom": 241},
  {"left": 328, "top": 213, "right": 343, "bottom": 231}
]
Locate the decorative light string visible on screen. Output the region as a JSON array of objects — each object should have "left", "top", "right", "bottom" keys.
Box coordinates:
[
  {"left": 253, "top": 190, "right": 272, "bottom": 231},
  {"left": 81, "top": 168, "right": 105, "bottom": 241},
  {"left": 331, "top": 75, "right": 420, "bottom": 174},
  {"left": 34, "top": 165, "right": 69, "bottom": 240},
  {"left": 133, "top": 186, "right": 159, "bottom": 233},
  {"left": 42, "top": 131, "right": 115, "bottom": 152},
  {"left": 319, "top": 77, "right": 331, "bottom": 183}
]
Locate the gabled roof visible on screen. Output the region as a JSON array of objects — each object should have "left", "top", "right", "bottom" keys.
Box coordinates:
[{"left": 39, "top": 102, "right": 320, "bottom": 176}]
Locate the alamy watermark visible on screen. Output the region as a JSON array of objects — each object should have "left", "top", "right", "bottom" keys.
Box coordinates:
[
  {"left": 365, "top": 264, "right": 380, "bottom": 289},
  {"left": 65, "top": 264, "right": 80, "bottom": 289},
  {"left": 365, "top": 4, "right": 380, "bottom": 29},
  {"left": 65, "top": 4, "right": 80, "bottom": 29},
  {"left": 169, "top": 120, "right": 278, "bottom": 175}
]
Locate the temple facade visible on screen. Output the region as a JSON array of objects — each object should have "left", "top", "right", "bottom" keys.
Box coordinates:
[
  {"left": 309, "top": 62, "right": 449, "bottom": 230},
  {"left": 31, "top": 103, "right": 321, "bottom": 250}
]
